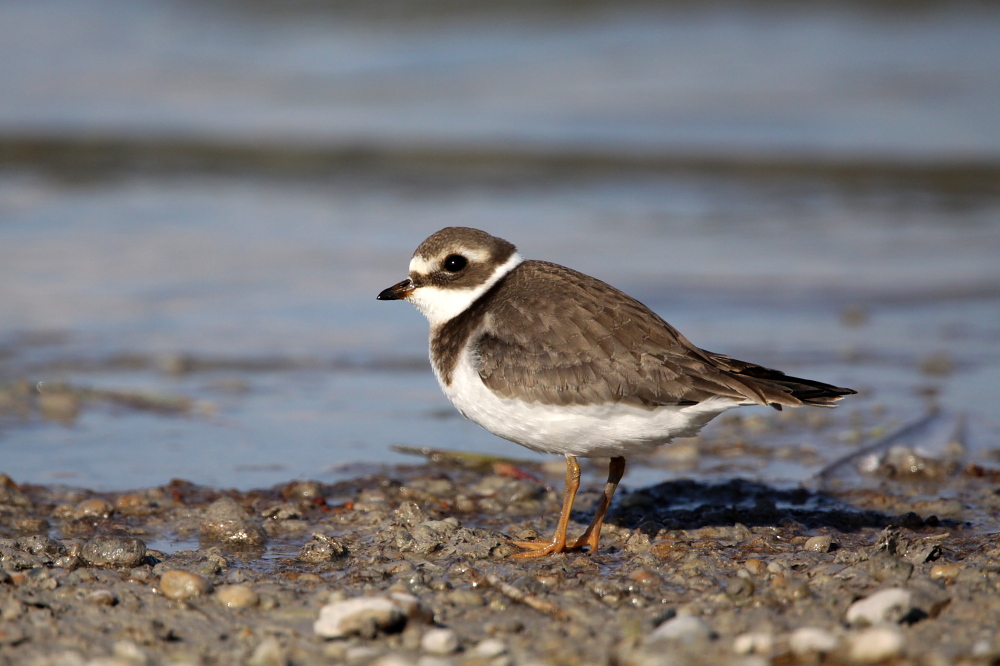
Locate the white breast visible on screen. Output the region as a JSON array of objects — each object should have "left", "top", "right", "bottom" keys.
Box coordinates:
[{"left": 433, "top": 344, "right": 743, "bottom": 458}]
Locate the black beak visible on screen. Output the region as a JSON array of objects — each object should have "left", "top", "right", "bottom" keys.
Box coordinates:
[{"left": 377, "top": 279, "right": 414, "bottom": 301}]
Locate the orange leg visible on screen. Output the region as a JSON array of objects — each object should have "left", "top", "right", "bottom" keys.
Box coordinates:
[
  {"left": 568, "top": 456, "right": 626, "bottom": 553},
  {"left": 512, "top": 455, "right": 581, "bottom": 558}
]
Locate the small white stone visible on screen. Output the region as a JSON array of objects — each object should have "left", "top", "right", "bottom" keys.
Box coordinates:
[
  {"left": 314, "top": 597, "right": 405, "bottom": 639},
  {"left": 845, "top": 588, "right": 913, "bottom": 626},
  {"left": 788, "top": 627, "right": 839, "bottom": 655},
  {"left": 733, "top": 632, "right": 773, "bottom": 655},
  {"left": 473, "top": 639, "right": 507, "bottom": 658},
  {"left": 846, "top": 626, "right": 905, "bottom": 663},
  {"left": 422, "top": 628, "right": 459, "bottom": 655},
  {"left": 649, "top": 615, "right": 713, "bottom": 643}
]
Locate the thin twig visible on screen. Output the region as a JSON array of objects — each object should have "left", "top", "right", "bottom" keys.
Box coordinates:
[{"left": 483, "top": 573, "right": 566, "bottom": 620}]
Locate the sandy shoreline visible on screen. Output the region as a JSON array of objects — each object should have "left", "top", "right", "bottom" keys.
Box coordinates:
[{"left": 2, "top": 450, "right": 999, "bottom": 666}]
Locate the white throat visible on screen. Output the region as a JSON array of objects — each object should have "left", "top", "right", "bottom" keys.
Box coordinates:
[{"left": 407, "top": 252, "right": 523, "bottom": 328}]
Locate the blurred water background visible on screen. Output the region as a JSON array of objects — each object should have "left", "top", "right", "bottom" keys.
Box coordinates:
[{"left": 0, "top": 0, "right": 998, "bottom": 491}]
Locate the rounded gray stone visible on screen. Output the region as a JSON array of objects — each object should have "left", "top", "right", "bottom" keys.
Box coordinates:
[{"left": 80, "top": 530, "right": 147, "bottom": 568}]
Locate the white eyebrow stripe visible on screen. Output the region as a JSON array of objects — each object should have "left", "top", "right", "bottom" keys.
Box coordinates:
[{"left": 409, "top": 247, "right": 491, "bottom": 276}]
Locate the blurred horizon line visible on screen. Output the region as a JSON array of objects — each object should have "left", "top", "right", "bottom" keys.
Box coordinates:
[{"left": 2, "top": 131, "right": 998, "bottom": 195}]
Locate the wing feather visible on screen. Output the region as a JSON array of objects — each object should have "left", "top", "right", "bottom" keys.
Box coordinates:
[
  {"left": 474, "top": 261, "right": 768, "bottom": 408},
  {"left": 444, "top": 260, "right": 855, "bottom": 410}
]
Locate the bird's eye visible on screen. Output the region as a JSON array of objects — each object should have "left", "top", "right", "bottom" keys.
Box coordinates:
[{"left": 443, "top": 254, "right": 468, "bottom": 273}]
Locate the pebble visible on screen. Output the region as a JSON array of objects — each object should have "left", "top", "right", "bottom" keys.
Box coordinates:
[
  {"left": 129, "top": 568, "right": 156, "bottom": 583},
  {"left": 845, "top": 626, "right": 905, "bottom": 663},
  {"left": 866, "top": 551, "right": 914, "bottom": 582},
  {"left": 403, "top": 520, "right": 460, "bottom": 554},
  {"left": 297, "top": 533, "right": 347, "bottom": 562},
  {"left": 395, "top": 501, "right": 427, "bottom": 527},
  {"left": 649, "top": 615, "right": 713, "bottom": 643},
  {"left": 281, "top": 480, "right": 324, "bottom": 501},
  {"left": 84, "top": 590, "right": 118, "bottom": 607},
  {"left": 732, "top": 632, "right": 773, "bottom": 655},
  {"left": 115, "top": 494, "right": 155, "bottom": 515},
  {"left": 788, "top": 627, "right": 839, "bottom": 655},
  {"left": 159, "top": 570, "right": 214, "bottom": 600},
  {"left": 771, "top": 576, "right": 810, "bottom": 602},
  {"left": 80, "top": 530, "right": 147, "bottom": 568},
  {"left": 262, "top": 502, "right": 302, "bottom": 520},
  {"left": 726, "top": 576, "right": 754, "bottom": 600},
  {"left": 766, "top": 561, "right": 788, "bottom": 575},
  {"left": 447, "top": 589, "right": 486, "bottom": 607},
  {"left": 215, "top": 584, "right": 259, "bottom": 608},
  {"left": 15, "top": 535, "right": 67, "bottom": 562},
  {"left": 472, "top": 639, "right": 508, "bottom": 658},
  {"left": 845, "top": 588, "right": 913, "bottom": 625},
  {"left": 803, "top": 535, "right": 833, "bottom": 553},
  {"left": 314, "top": 597, "right": 407, "bottom": 639},
  {"left": 628, "top": 568, "right": 663, "bottom": 586},
  {"left": 929, "top": 563, "right": 960, "bottom": 582},
  {"left": 421, "top": 628, "right": 459, "bottom": 655},
  {"left": 199, "top": 497, "right": 267, "bottom": 546},
  {"left": 12, "top": 516, "right": 49, "bottom": 533},
  {"left": 74, "top": 498, "right": 113, "bottom": 520}
]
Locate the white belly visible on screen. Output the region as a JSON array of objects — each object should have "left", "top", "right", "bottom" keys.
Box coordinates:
[{"left": 435, "top": 348, "right": 742, "bottom": 458}]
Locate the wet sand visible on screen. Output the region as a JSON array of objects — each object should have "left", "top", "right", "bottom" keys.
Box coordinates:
[{"left": 2, "top": 413, "right": 999, "bottom": 666}]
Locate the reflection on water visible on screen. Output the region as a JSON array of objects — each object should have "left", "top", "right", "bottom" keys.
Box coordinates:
[{"left": 0, "top": 0, "right": 998, "bottom": 492}]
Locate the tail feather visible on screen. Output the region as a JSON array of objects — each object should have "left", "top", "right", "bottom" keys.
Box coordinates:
[{"left": 704, "top": 351, "right": 856, "bottom": 409}]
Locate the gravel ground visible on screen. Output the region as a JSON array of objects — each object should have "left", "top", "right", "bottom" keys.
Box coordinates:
[{"left": 2, "top": 437, "right": 1000, "bottom": 666}]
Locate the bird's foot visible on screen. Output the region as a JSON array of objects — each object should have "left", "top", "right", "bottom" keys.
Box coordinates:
[
  {"left": 510, "top": 538, "right": 588, "bottom": 558},
  {"left": 511, "top": 539, "right": 571, "bottom": 558},
  {"left": 567, "top": 532, "right": 599, "bottom": 553}
]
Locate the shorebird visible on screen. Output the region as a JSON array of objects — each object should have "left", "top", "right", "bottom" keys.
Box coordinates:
[{"left": 378, "top": 227, "right": 855, "bottom": 557}]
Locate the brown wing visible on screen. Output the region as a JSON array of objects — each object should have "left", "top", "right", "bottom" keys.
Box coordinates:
[{"left": 473, "top": 261, "right": 785, "bottom": 409}]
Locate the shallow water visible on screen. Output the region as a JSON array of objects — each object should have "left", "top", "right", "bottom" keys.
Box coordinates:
[{"left": 0, "top": 1, "right": 998, "bottom": 494}]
